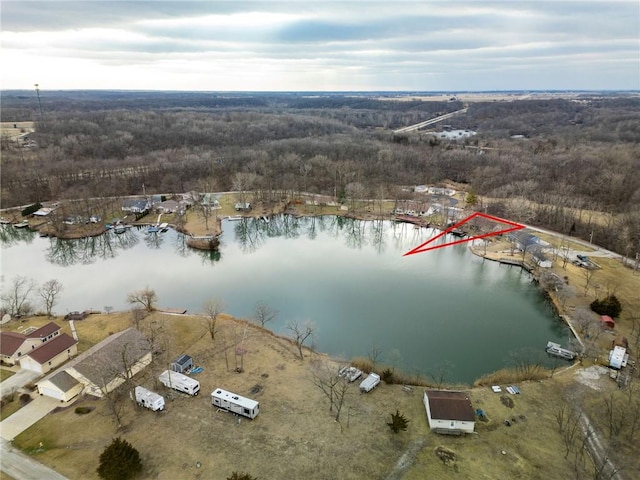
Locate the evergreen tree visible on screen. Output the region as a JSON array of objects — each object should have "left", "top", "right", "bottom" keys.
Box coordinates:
[
  {"left": 97, "top": 437, "right": 142, "bottom": 480},
  {"left": 387, "top": 409, "right": 409, "bottom": 433},
  {"left": 590, "top": 294, "right": 622, "bottom": 318}
]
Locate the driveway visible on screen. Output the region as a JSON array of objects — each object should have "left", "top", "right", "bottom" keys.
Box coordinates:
[
  {"left": 0, "top": 395, "right": 61, "bottom": 441},
  {"left": 0, "top": 369, "right": 40, "bottom": 396}
]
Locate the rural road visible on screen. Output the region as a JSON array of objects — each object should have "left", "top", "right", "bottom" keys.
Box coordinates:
[{"left": 0, "top": 438, "right": 69, "bottom": 480}]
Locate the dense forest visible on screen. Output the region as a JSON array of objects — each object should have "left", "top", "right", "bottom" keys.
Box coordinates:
[{"left": 1, "top": 90, "right": 639, "bottom": 256}]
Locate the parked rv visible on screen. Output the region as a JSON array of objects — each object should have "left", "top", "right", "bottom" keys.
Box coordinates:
[
  {"left": 211, "top": 388, "right": 259, "bottom": 419},
  {"left": 158, "top": 370, "right": 200, "bottom": 396},
  {"left": 133, "top": 386, "right": 165, "bottom": 411},
  {"left": 359, "top": 372, "right": 381, "bottom": 393}
]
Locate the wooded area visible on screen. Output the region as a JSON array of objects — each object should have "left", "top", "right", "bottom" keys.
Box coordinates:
[{"left": 1, "top": 90, "right": 638, "bottom": 255}]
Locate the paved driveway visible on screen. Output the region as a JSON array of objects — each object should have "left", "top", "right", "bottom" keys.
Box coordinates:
[
  {"left": 0, "top": 395, "right": 61, "bottom": 441},
  {"left": 0, "top": 369, "right": 40, "bottom": 395}
]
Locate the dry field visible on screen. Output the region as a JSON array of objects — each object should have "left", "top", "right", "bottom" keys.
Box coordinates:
[
  {"left": 7, "top": 311, "right": 616, "bottom": 480},
  {"left": 0, "top": 121, "right": 34, "bottom": 140}
]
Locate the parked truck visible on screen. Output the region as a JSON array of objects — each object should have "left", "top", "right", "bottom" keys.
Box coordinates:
[
  {"left": 359, "top": 372, "right": 381, "bottom": 393},
  {"left": 158, "top": 370, "right": 200, "bottom": 396},
  {"left": 133, "top": 386, "right": 165, "bottom": 411}
]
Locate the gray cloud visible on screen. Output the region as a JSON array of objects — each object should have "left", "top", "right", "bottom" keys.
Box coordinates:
[{"left": 1, "top": 1, "right": 638, "bottom": 90}]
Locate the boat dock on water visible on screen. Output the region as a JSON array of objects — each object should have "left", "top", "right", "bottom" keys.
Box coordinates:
[{"left": 545, "top": 341, "right": 577, "bottom": 361}]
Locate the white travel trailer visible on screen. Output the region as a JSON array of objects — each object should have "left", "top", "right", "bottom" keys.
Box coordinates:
[
  {"left": 133, "top": 386, "right": 165, "bottom": 411},
  {"left": 359, "top": 372, "right": 381, "bottom": 393},
  {"left": 158, "top": 370, "right": 200, "bottom": 396},
  {"left": 211, "top": 388, "right": 259, "bottom": 419}
]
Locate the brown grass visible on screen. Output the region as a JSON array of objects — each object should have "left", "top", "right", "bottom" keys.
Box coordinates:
[{"left": 10, "top": 312, "right": 623, "bottom": 480}]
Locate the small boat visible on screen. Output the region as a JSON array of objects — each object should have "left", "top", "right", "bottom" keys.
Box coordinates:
[
  {"left": 338, "top": 366, "right": 363, "bottom": 383},
  {"left": 226, "top": 215, "right": 242, "bottom": 221},
  {"left": 159, "top": 222, "right": 169, "bottom": 232},
  {"left": 113, "top": 225, "right": 126, "bottom": 234},
  {"left": 147, "top": 225, "right": 159, "bottom": 233},
  {"left": 13, "top": 220, "right": 29, "bottom": 228}
]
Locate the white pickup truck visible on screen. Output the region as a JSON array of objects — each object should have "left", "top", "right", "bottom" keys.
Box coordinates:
[{"left": 359, "top": 372, "right": 381, "bottom": 393}]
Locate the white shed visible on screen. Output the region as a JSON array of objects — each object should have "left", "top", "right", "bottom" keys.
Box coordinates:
[
  {"left": 609, "top": 346, "right": 628, "bottom": 370},
  {"left": 423, "top": 389, "right": 475, "bottom": 434}
]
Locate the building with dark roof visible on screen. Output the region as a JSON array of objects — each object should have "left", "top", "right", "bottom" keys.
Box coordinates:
[
  {"left": 423, "top": 389, "right": 475, "bottom": 434},
  {"left": 0, "top": 322, "right": 62, "bottom": 365},
  {"left": 19, "top": 333, "right": 78, "bottom": 374}
]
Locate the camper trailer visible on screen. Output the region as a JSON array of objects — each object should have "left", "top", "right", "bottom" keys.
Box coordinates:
[
  {"left": 211, "top": 388, "right": 259, "bottom": 419},
  {"left": 359, "top": 373, "right": 381, "bottom": 393},
  {"left": 158, "top": 370, "right": 200, "bottom": 396},
  {"left": 133, "top": 386, "right": 165, "bottom": 411},
  {"left": 609, "top": 346, "right": 629, "bottom": 370}
]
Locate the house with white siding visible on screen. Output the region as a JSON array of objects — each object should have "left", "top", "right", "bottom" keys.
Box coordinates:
[{"left": 423, "top": 389, "right": 475, "bottom": 434}]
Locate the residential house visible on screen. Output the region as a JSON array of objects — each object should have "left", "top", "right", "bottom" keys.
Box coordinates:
[
  {"left": 19, "top": 333, "right": 78, "bottom": 374},
  {"left": 37, "top": 370, "right": 84, "bottom": 402},
  {"left": 121, "top": 199, "right": 150, "bottom": 214},
  {"left": 0, "top": 322, "right": 62, "bottom": 366},
  {"left": 63, "top": 328, "right": 151, "bottom": 397},
  {"left": 423, "top": 389, "right": 476, "bottom": 434},
  {"left": 155, "top": 199, "right": 180, "bottom": 214}
]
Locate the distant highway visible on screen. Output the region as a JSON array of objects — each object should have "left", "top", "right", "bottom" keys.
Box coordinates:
[{"left": 393, "top": 108, "right": 468, "bottom": 134}]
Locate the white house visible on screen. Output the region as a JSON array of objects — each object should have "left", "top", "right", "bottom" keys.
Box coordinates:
[{"left": 423, "top": 389, "right": 475, "bottom": 434}]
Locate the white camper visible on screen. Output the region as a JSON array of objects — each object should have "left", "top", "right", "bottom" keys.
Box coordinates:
[
  {"left": 609, "top": 346, "right": 628, "bottom": 370},
  {"left": 211, "top": 388, "right": 259, "bottom": 419},
  {"left": 359, "top": 372, "right": 381, "bottom": 393},
  {"left": 133, "top": 386, "right": 165, "bottom": 411},
  {"left": 158, "top": 370, "right": 200, "bottom": 396}
]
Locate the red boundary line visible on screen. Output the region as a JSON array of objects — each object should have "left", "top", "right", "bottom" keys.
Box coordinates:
[{"left": 403, "top": 212, "right": 525, "bottom": 256}]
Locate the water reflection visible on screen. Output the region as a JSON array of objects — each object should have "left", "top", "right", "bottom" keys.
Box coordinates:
[
  {"left": 0, "top": 225, "right": 37, "bottom": 246},
  {"left": 45, "top": 228, "right": 139, "bottom": 266}
]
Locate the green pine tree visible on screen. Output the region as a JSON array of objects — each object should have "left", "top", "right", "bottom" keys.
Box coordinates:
[
  {"left": 387, "top": 409, "right": 409, "bottom": 433},
  {"left": 97, "top": 437, "right": 142, "bottom": 480}
]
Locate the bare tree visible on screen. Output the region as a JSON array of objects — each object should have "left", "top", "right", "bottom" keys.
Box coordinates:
[
  {"left": 368, "top": 343, "right": 383, "bottom": 371},
  {"left": 39, "top": 279, "right": 63, "bottom": 317},
  {"left": 427, "top": 360, "right": 454, "bottom": 389},
  {"left": 1, "top": 275, "right": 36, "bottom": 316},
  {"left": 583, "top": 268, "right": 597, "bottom": 296},
  {"left": 311, "top": 362, "right": 351, "bottom": 422},
  {"left": 203, "top": 298, "right": 225, "bottom": 341},
  {"left": 287, "top": 319, "right": 315, "bottom": 360},
  {"left": 126, "top": 287, "right": 157, "bottom": 312},
  {"left": 253, "top": 301, "right": 277, "bottom": 328}
]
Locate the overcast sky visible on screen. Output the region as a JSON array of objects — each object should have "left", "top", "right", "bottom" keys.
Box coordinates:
[{"left": 1, "top": 1, "right": 638, "bottom": 91}]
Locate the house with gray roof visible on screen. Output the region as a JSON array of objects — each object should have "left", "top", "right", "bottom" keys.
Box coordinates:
[
  {"left": 63, "top": 328, "right": 151, "bottom": 397},
  {"left": 36, "top": 370, "right": 83, "bottom": 402}
]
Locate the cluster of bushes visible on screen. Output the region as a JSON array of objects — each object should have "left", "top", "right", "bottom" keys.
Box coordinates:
[{"left": 590, "top": 294, "right": 622, "bottom": 318}]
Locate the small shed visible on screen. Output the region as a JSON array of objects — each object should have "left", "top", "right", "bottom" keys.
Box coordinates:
[
  {"left": 423, "top": 389, "right": 475, "bottom": 434},
  {"left": 170, "top": 354, "right": 194, "bottom": 374},
  {"left": 600, "top": 315, "right": 615, "bottom": 329},
  {"left": 609, "top": 346, "right": 628, "bottom": 369}
]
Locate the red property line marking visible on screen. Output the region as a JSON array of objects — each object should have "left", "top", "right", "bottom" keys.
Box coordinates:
[{"left": 403, "top": 212, "right": 525, "bottom": 256}]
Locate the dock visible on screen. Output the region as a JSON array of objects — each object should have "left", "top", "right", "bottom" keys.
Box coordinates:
[
  {"left": 157, "top": 307, "right": 187, "bottom": 315},
  {"left": 498, "top": 257, "right": 533, "bottom": 272}
]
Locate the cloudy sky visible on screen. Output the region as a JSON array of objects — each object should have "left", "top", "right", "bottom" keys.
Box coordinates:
[{"left": 1, "top": 0, "right": 638, "bottom": 91}]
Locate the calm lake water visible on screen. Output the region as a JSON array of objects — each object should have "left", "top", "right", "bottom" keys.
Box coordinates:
[{"left": 0, "top": 216, "right": 569, "bottom": 384}]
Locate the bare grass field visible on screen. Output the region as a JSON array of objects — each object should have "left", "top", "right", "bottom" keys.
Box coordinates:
[{"left": 7, "top": 311, "right": 614, "bottom": 480}]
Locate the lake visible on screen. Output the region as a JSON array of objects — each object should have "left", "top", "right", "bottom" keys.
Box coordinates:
[{"left": 0, "top": 216, "right": 569, "bottom": 384}]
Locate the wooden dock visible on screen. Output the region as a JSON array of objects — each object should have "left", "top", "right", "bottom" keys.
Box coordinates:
[
  {"left": 157, "top": 307, "right": 187, "bottom": 315},
  {"left": 498, "top": 258, "right": 533, "bottom": 272}
]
